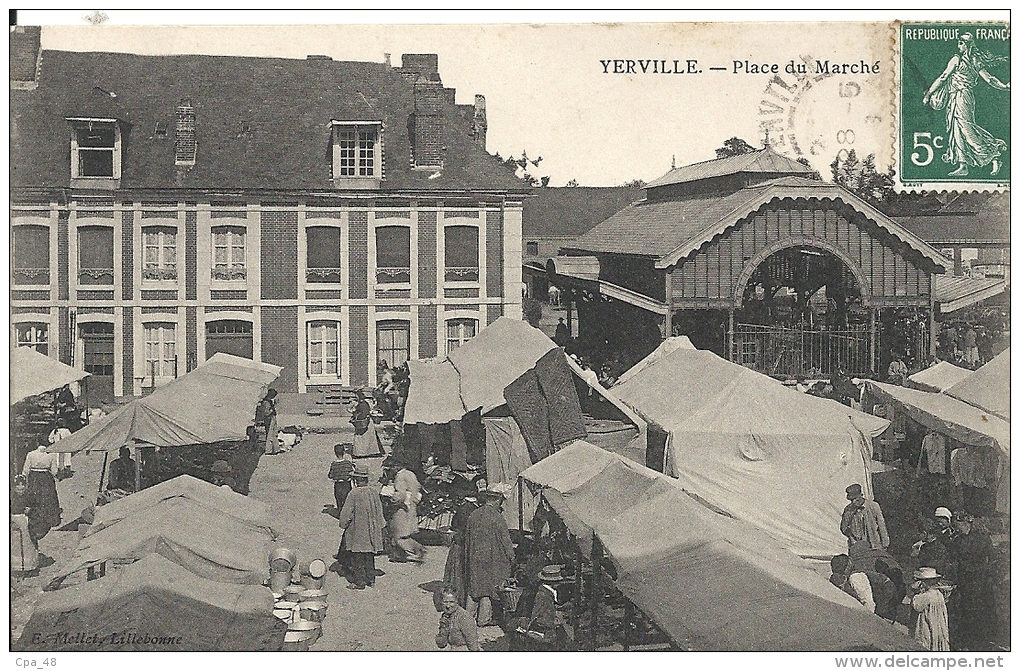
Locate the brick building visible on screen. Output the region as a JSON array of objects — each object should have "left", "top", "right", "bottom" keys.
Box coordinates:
[{"left": 10, "top": 28, "right": 526, "bottom": 400}]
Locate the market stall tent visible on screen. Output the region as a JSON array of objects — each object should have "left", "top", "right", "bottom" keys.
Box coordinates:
[
  {"left": 18, "top": 554, "right": 286, "bottom": 651},
  {"left": 613, "top": 336, "right": 695, "bottom": 386},
  {"left": 46, "top": 353, "right": 282, "bottom": 455},
  {"left": 944, "top": 348, "right": 1010, "bottom": 421},
  {"left": 403, "top": 317, "right": 646, "bottom": 459},
  {"left": 50, "top": 496, "right": 274, "bottom": 587},
  {"left": 613, "top": 346, "right": 889, "bottom": 557},
  {"left": 865, "top": 380, "right": 1009, "bottom": 514},
  {"left": 521, "top": 441, "right": 918, "bottom": 652},
  {"left": 907, "top": 360, "right": 973, "bottom": 393},
  {"left": 88, "top": 474, "right": 275, "bottom": 537},
  {"left": 10, "top": 346, "right": 90, "bottom": 405}
]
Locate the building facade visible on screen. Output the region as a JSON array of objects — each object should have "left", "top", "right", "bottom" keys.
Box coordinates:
[{"left": 10, "top": 29, "right": 526, "bottom": 400}]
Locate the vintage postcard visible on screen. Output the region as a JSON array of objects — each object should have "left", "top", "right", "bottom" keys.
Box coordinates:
[{"left": 7, "top": 12, "right": 1010, "bottom": 664}]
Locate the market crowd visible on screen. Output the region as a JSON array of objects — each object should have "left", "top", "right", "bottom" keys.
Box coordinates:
[{"left": 837, "top": 484, "right": 998, "bottom": 651}]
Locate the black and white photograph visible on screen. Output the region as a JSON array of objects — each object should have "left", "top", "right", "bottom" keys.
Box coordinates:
[{"left": 7, "top": 10, "right": 1011, "bottom": 664}]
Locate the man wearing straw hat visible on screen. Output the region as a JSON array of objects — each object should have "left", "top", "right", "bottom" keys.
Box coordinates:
[
  {"left": 910, "top": 567, "right": 951, "bottom": 651},
  {"left": 465, "top": 483, "right": 515, "bottom": 627},
  {"left": 337, "top": 464, "right": 386, "bottom": 590}
]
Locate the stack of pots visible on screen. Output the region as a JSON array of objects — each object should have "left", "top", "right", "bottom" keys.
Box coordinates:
[{"left": 268, "top": 549, "right": 329, "bottom": 651}]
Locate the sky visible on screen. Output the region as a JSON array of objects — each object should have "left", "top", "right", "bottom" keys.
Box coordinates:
[{"left": 26, "top": 9, "right": 1010, "bottom": 187}]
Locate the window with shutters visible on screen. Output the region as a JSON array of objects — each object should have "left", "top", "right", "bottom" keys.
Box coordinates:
[
  {"left": 446, "top": 318, "right": 477, "bottom": 355},
  {"left": 15, "top": 323, "right": 48, "bottom": 355},
  {"left": 377, "top": 320, "right": 410, "bottom": 368},
  {"left": 142, "top": 225, "right": 178, "bottom": 282},
  {"left": 211, "top": 226, "right": 246, "bottom": 281},
  {"left": 78, "top": 226, "right": 115, "bottom": 285},
  {"left": 375, "top": 226, "right": 411, "bottom": 285},
  {"left": 307, "top": 321, "right": 340, "bottom": 377},
  {"left": 69, "top": 119, "right": 120, "bottom": 180},
  {"left": 444, "top": 225, "right": 479, "bottom": 283},
  {"left": 306, "top": 226, "right": 342, "bottom": 284},
  {"left": 12, "top": 225, "right": 50, "bottom": 286}
]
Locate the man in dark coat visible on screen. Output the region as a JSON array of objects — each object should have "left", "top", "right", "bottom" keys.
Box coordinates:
[
  {"left": 107, "top": 446, "right": 137, "bottom": 492},
  {"left": 337, "top": 465, "right": 386, "bottom": 590},
  {"left": 950, "top": 513, "right": 996, "bottom": 650},
  {"left": 465, "top": 483, "right": 515, "bottom": 626}
]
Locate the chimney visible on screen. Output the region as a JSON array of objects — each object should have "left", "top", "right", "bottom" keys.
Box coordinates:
[
  {"left": 384, "top": 53, "right": 391, "bottom": 67},
  {"left": 412, "top": 73, "right": 443, "bottom": 168},
  {"left": 472, "top": 95, "right": 487, "bottom": 150},
  {"left": 444, "top": 87, "right": 457, "bottom": 105},
  {"left": 175, "top": 99, "right": 197, "bottom": 166},
  {"left": 400, "top": 53, "right": 439, "bottom": 79},
  {"left": 10, "top": 25, "right": 42, "bottom": 88}
]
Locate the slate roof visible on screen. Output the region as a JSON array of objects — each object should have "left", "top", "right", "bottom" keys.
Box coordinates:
[
  {"left": 891, "top": 192, "right": 1009, "bottom": 244},
  {"left": 645, "top": 147, "right": 814, "bottom": 188},
  {"left": 10, "top": 50, "right": 526, "bottom": 193},
  {"left": 522, "top": 186, "right": 644, "bottom": 237},
  {"left": 568, "top": 176, "right": 949, "bottom": 271}
]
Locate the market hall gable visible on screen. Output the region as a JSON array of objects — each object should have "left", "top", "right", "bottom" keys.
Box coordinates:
[{"left": 556, "top": 148, "right": 950, "bottom": 377}]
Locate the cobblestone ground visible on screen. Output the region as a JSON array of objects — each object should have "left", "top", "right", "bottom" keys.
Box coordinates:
[{"left": 249, "top": 428, "right": 452, "bottom": 651}]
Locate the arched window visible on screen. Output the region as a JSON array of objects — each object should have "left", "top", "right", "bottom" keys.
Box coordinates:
[
  {"left": 12, "top": 225, "right": 50, "bottom": 285},
  {"left": 78, "top": 226, "right": 114, "bottom": 285},
  {"left": 377, "top": 320, "right": 410, "bottom": 368},
  {"left": 14, "top": 322, "right": 48, "bottom": 355},
  {"left": 446, "top": 318, "right": 477, "bottom": 355},
  {"left": 306, "top": 226, "right": 342, "bottom": 284},
  {"left": 142, "top": 225, "right": 177, "bottom": 281},
  {"left": 212, "top": 225, "right": 247, "bottom": 280},
  {"left": 307, "top": 320, "right": 340, "bottom": 377},
  {"left": 444, "top": 225, "right": 479, "bottom": 282},
  {"left": 375, "top": 226, "right": 411, "bottom": 284},
  {"left": 143, "top": 322, "right": 177, "bottom": 382}
]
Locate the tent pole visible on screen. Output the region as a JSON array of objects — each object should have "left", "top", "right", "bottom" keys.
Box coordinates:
[
  {"left": 589, "top": 535, "right": 602, "bottom": 652},
  {"left": 571, "top": 535, "right": 581, "bottom": 636},
  {"left": 517, "top": 475, "right": 524, "bottom": 533},
  {"left": 623, "top": 599, "right": 632, "bottom": 651},
  {"left": 98, "top": 450, "right": 109, "bottom": 493},
  {"left": 134, "top": 444, "right": 141, "bottom": 492}
]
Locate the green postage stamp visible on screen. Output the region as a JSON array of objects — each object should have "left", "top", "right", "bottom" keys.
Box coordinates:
[{"left": 899, "top": 23, "right": 1010, "bottom": 189}]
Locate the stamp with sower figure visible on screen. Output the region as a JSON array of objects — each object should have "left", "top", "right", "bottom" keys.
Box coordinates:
[{"left": 899, "top": 23, "right": 1010, "bottom": 190}]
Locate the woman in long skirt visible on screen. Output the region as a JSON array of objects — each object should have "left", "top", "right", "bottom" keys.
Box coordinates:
[
  {"left": 11, "top": 475, "right": 39, "bottom": 573},
  {"left": 21, "top": 444, "right": 62, "bottom": 542},
  {"left": 351, "top": 391, "right": 381, "bottom": 458}
]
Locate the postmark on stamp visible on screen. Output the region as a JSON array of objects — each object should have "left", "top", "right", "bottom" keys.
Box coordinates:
[{"left": 898, "top": 22, "right": 1010, "bottom": 190}]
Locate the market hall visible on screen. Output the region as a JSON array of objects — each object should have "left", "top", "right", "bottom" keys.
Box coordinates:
[{"left": 550, "top": 148, "right": 951, "bottom": 379}]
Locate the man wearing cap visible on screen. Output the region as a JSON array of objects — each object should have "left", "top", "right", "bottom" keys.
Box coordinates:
[
  {"left": 210, "top": 460, "right": 235, "bottom": 491},
  {"left": 840, "top": 483, "right": 889, "bottom": 554},
  {"left": 465, "top": 483, "right": 515, "bottom": 627},
  {"left": 829, "top": 554, "right": 896, "bottom": 618},
  {"left": 912, "top": 511, "right": 954, "bottom": 580},
  {"left": 911, "top": 567, "right": 950, "bottom": 651},
  {"left": 337, "top": 465, "right": 386, "bottom": 589}
]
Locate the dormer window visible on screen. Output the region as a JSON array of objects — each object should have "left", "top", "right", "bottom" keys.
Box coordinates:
[
  {"left": 69, "top": 118, "right": 121, "bottom": 180},
  {"left": 331, "top": 121, "right": 382, "bottom": 187}
]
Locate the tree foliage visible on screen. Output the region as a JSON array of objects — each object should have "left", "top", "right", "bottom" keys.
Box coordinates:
[
  {"left": 829, "top": 150, "right": 895, "bottom": 206},
  {"left": 714, "top": 137, "right": 758, "bottom": 158},
  {"left": 493, "top": 149, "right": 549, "bottom": 187},
  {"left": 522, "top": 296, "right": 543, "bottom": 328}
]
